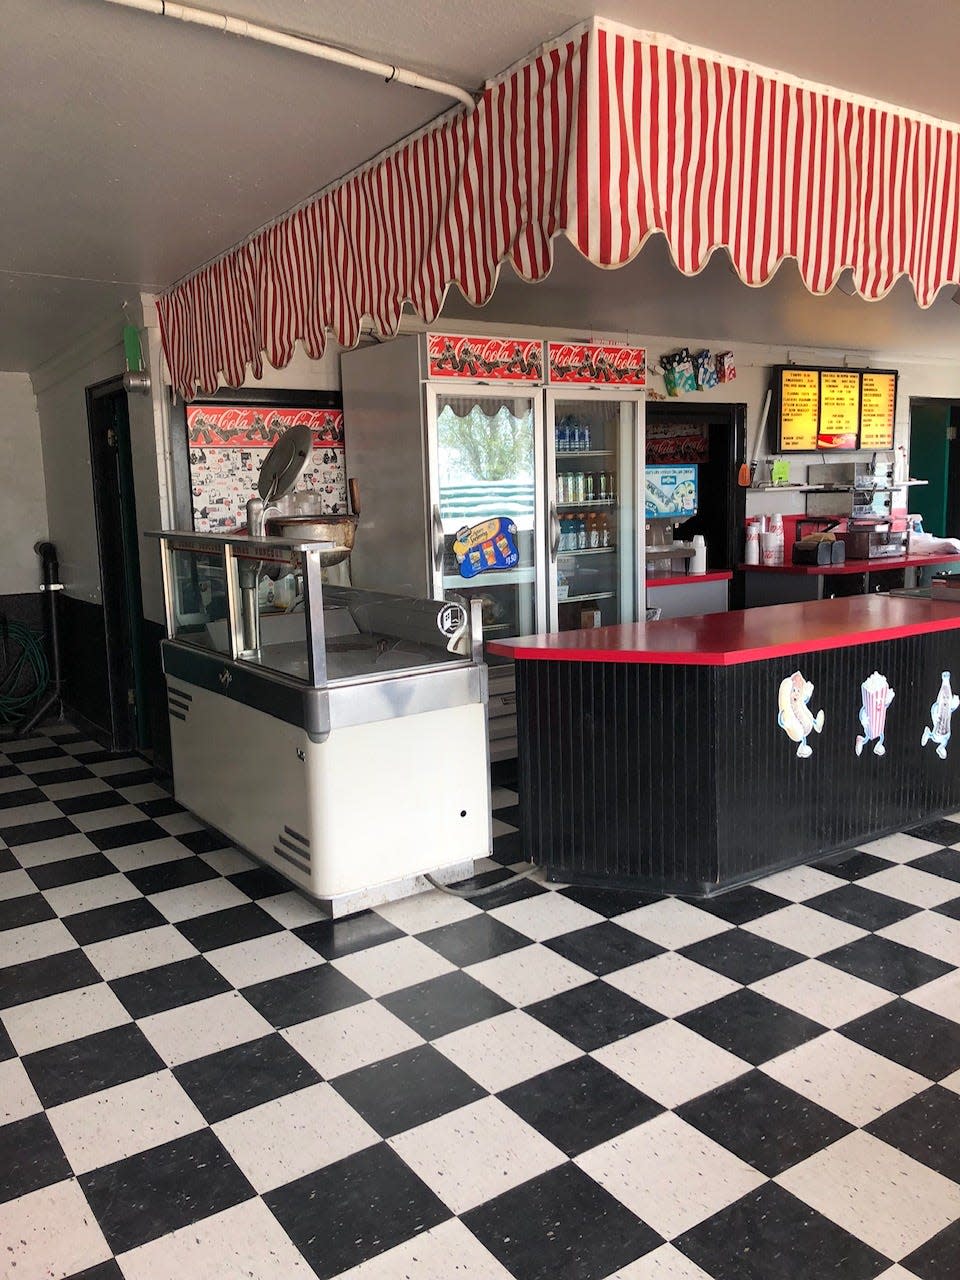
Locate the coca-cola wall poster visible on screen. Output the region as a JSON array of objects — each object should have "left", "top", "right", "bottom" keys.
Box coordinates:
[
  {"left": 426, "top": 334, "right": 543, "bottom": 382},
  {"left": 547, "top": 342, "right": 647, "bottom": 386}
]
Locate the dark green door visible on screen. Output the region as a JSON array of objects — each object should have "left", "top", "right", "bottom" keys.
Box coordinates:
[{"left": 910, "top": 403, "right": 951, "bottom": 536}]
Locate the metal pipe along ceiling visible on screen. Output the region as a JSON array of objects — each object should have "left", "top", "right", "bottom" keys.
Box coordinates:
[{"left": 102, "top": 0, "right": 478, "bottom": 109}]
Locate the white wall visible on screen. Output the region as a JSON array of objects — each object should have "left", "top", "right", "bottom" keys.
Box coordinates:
[{"left": 0, "top": 373, "right": 47, "bottom": 596}]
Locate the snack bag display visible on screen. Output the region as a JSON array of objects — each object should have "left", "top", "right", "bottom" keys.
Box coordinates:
[{"left": 716, "top": 351, "right": 737, "bottom": 382}]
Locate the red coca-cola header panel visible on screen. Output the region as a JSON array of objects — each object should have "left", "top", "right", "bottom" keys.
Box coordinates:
[
  {"left": 547, "top": 342, "right": 646, "bottom": 386},
  {"left": 426, "top": 334, "right": 543, "bottom": 382}
]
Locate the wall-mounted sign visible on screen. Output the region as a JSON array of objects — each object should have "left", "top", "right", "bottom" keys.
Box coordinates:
[
  {"left": 426, "top": 334, "right": 543, "bottom": 382},
  {"left": 452, "top": 517, "right": 520, "bottom": 578},
  {"left": 645, "top": 421, "right": 709, "bottom": 465},
  {"left": 774, "top": 366, "right": 899, "bottom": 452},
  {"left": 547, "top": 342, "right": 646, "bottom": 386},
  {"left": 645, "top": 466, "right": 698, "bottom": 518}
]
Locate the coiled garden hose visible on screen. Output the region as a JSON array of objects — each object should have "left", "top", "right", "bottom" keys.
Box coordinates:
[{"left": 0, "top": 621, "right": 49, "bottom": 725}]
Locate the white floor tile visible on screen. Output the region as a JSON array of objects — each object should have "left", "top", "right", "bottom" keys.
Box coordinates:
[
  {"left": 615, "top": 899, "right": 733, "bottom": 950},
  {"left": 466, "top": 943, "right": 593, "bottom": 1006},
  {"left": 330, "top": 1217, "right": 513, "bottom": 1279},
  {"left": 258, "top": 890, "right": 330, "bottom": 929},
  {"left": 0, "top": 774, "right": 37, "bottom": 796},
  {"left": 0, "top": 917, "right": 78, "bottom": 967},
  {"left": 488, "top": 892, "right": 604, "bottom": 941},
  {"left": 490, "top": 788, "right": 518, "bottom": 809},
  {"left": 742, "top": 903, "right": 867, "bottom": 956},
  {"left": 434, "top": 1009, "right": 581, "bottom": 1092},
  {"left": 0, "top": 800, "right": 63, "bottom": 827},
  {"left": 750, "top": 958, "right": 894, "bottom": 1027},
  {"left": 389, "top": 1096, "right": 565, "bottom": 1214},
  {"left": 330, "top": 936, "right": 456, "bottom": 997},
  {"left": 155, "top": 811, "right": 206, "bottom": 836},
  {"left": 576, "top": 1112, "right": 765, "bottom": 1240},
  {"left": 116, "top": 782, "right": 169, "bottom": 804},
  {"left": 25, "top": 754, "right": 97, "bottom": 775},
  {"left": 612, "top": 1243, "right": 716, "bottom": 1278},
  {"left": 39, "top": 778, "right": 112, "bottom": 802},
  {"left": 858, "top": 863, "right": 960, "bottom": 908},
  {"left": 70, "top": 805, "right": 146, "bottom": 832},
  {"left": 491, "top": 817, "right": 517, "bottom": 837},
  {"left": 0, "top": 868, "right": 40, "bottom": 901},
  {"left": 12, "top": 833, "right": 97, "bottom": 866},
  {"left": 752, "top": 865, "right": 846, "bottom": 901},
  {"left": 904, "top": 968, "right": 960, "bottom": 1022},
  {"left": 148, "top": 878, "right": 250, "bottom": 923},
  {"left": 880, "top": 911, "right": 960, "bottom": 966},
  {"left": 763, "top": 1030, "right": 930, "bottom": 1125},
  {"left": 116, "top": 1197, "right": 314, "bottom": 1280},
  {"left": 45, "top": 873, "right": 142, "bottom": 917},
  {"left": 777, "top": 1129, "right": 960, "bottom": 1260},
  {"left": 858, "top": 833, "right": 944, "bottom": 863},
  {"left": 605, "top": 952, "right": 740, "bottom": 1018},
  {"left": 593, "top": 1021, "right": 750, "bottom": 1108},
  {"left": 106, "top": 837, "right": 194, "bottom": 872},
  {"left": 83, "top": 925, "right": 200, "bottom": 981},
  {"left": 282, "top": 1001, "right": 423, "bottom": 1079},
  {"left": 200, "top": 848, "right": 255, "bottom": 875},
  {"left": 138, "top": 990, "right": 273, "bottom": 1066},
  {"left": 214, "top": 1081, "right": 378, "bottom": 1192},
  {"left": 47, "top": 1069, "right": 205, "bottom": 1174},
  {"left": 940, "top": 1065, "right": 960, "bottom": 1095},
  {"left": 89, "top": 757, "right": 151, "bottom": 778},
  {"left": 0, "top": 1057, "right": 42, "bottom": 1124},
  {"left": 3, "top": 982, "right": 131, "bottom": 1055},
  {"left": 205, "top": 931, "right": 321, "bottom": 988},
  {"left": 373, "top": 888, "right": 481, "bottom": 934},
  {"left": 0, "top": 1178, "right": 111, "bottom": 1280}
]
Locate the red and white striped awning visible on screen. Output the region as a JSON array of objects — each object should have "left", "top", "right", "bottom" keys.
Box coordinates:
[{"left": 159, "top": 17, "right": 960, "bottom": 399}]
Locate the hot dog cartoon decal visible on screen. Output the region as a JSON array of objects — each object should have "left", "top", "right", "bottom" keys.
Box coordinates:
[{"left": 777, "top": 671, "right": 825, "bottom": 759}]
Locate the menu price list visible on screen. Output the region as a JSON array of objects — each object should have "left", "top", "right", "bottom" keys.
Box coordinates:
[
  {"left": 777, "top": 366, "right": 897, "bottom": 452},
  {"left": 779, "top": 369, "right": 819, "bottom": 451},
  {"left": 818, "top": 370, "right": 860, "bottom": 449},
  {"left": 860, "top": 372, "right": 896, "bottom": 449}
]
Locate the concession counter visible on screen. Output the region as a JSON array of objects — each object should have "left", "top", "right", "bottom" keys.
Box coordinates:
[{"left": 153, "top": 530, "right": 491, "bottom": 915}]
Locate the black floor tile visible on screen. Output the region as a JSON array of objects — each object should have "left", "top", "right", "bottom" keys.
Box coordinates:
[
  {"left": 0, "top": 1112, "right": 71, "bottom": 1204},
  {"left": 675, "top": 1183, "right": 888, "bottom": 1280},
  {"left": 544, "top": 921, "right": 664, "bottom": 976},
  {"left": 910, "top": 848, "right": 960, "bottom": 884},
  {"left": 493, "top": 802, "right": 521, "bottom": 827},
  {"left": 525, "top": 980, "right": 663, "bottom": 1051},
  {"left": 445, "top": 868, "right": 514, "bottom": 894},
  {"left": 840, "top": 999, "right": 960, "bottom": 1080},
  {"left": 23, "top": 765, "right": 93, "bottom": 785},
  {"left": 0, "top": 948, "right": 102, "bottom": 1010},
  {"left": 333, "top": 1044, "right": 486, "bottom": 1138},
  {"left": 173, "top": 1033, "right": 321, "bottom": 1123},
  {"left": 805, "top": 883, "right": 919, "bottom": 931},
  {"left": 294, "top": 911, "right": 404, "bottom": 960},
  {"left": 69, "top": 749, "right": 118, "bottom": 765},
  {"left": 0, "top": 785, "right": 44, "bottom": 810},
  {"left": 110, "top": 955, "right": 230, "bottom": 1018},
  {"left": 463, "top": 1161, "right": 663, "bottom": 1280},
  {"left": 80, "top": 1128, "right": 255, "bottom": 1254},
  {"left": 812, "top": 850, "right": 895, "bottom": 881},
  {"left": 866, "top": 1085, "right": 960, "bottom": 1182},
  {"left": 23, "top": 1022, "right": 165, "bottom": 1108},
  {"left": 136, "top": 796, "right": 186, "bottom": 819},
  {"left": 85, "top": 819, "right": 168, "bottom": 851},
  {"left": 0, "top": 1020, "right": 13, "bottom": 1061},
  {"left": 264, "top": 1142, "right": 449, "bottom": 1280},
  {"left": 907, "top": 817, "right": 960, "bottom": 845},
  {"left": 28, "top": 852, "right": 119, "bottom": 890},
  {"left": 0, "top": 849, "right": 17, "bottom": 872},
  {"left": 487, "top": 831, "right": 527, "bottom": 867},
  {"left": 176, "top": 902, "right": 281, "bottom": 952},
  {"left": 933, "top": 895, "right": 960, "bottom": 921},
  {"left": 175, "top": 827, "right": 232, "bottom": 855},
  {"left": 418, "top": 914, "right": 530, "bottom": 967},
  {"left": 679, "top": 989, "right": 826, "bottom": 1066},
  {"left": 241, "top": 964, "right": 367, "bottom": 1028},
  {"left": 686, "top": 885, "right": 790, "bottom": 925},
  {"left": 677, "top": 1069, "right": 853, "bottom": 1176},
  {"left": 820, "top": 933, "right": 954, "bottom": 994},
  {"left": 5, "top": 745, "right": 66, "bottom": 763},
  {"left": 904, "top": 1217, "right": 960, "bottom": 1280},
  {"left": 101, "top": 769, "right": 156, "bottom": 790},
  {"left": 465, "top": 876, "right": 548, "bottom": 909},
  {"left": 0, "top": 891, "right": 55, "bottom": 931},
  {"left": 227, "top": 866, "right": 288, "bottom": 900},
  {"left": 499, "top": 1055, "right": 662, "bottom": 1157},
  {"left": 62, "top": 896, "right": 167, "bottom": 946},
  {"left": 557, "top": 884, "right": 664, "bottom": 916},
  {"left": 680, "top": 930, "right": 806, "bottom": 985},
  {"left": 0, "top": 763, "right": 17, "bottom": 779},
  {"left": 63, "top": 1261, "right": 125, "bottom": 1280},
  {"left": 125, "top": 856, "right": 218, "bottom": 895},
  {"left": 381, "top": 970, "right": 512, "bottom": 1039},
  {"left": 54, "top": 790, "right": 130, "bottom": 817},
  {"left": 0, "top": 815, "right": 78, "bottom": 846}
]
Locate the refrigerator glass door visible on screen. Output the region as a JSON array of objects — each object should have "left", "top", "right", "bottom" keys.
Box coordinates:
[
  {"left": 546, "top": 391, "right": 641, "bottom": 631},
  {"left": 427, "top": 389, "right": 545, "bottom": 661}
]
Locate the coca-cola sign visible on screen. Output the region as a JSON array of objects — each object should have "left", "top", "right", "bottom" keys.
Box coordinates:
[
  {"left": 427, "top": 334, "right": 543, "bottom": 382},
  {"left": 547, "top": 342, "right": 646, "bottom": 386}
]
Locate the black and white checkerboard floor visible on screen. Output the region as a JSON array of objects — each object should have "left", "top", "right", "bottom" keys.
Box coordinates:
[{"left": 2, "top": 724, "right": 960, "bottom": 1279}]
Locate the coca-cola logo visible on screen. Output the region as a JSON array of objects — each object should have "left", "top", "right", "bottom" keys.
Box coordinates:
[
  {"left": 186, "top": 406, "right": 344, "bottom": 446},
  {"left": 427, "top": 334, "right": 542, "bottom": 380},
  {"left": 547, "top": 342, "right": 646, "bottom": 384}
]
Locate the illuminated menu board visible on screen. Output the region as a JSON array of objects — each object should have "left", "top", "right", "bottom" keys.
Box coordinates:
[{"left": 775, "top": 366, "right": 898, "bottom": 451}]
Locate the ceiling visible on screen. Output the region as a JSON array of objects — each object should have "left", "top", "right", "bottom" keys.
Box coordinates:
[{"left": 6, "top": 0, "right": 960, "bottom": 372}]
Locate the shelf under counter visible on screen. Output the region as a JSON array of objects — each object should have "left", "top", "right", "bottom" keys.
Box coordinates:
[
  {"left": 646, "top": 570, "right": 733, "bottom": 588},
  {"left": 738, "top": 553, "right": 960, "bottom": 576}
]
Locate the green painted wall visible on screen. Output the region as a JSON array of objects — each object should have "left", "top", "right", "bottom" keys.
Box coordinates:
[{"left": 910, "top": 403, "right": 951, "bottom": 535}]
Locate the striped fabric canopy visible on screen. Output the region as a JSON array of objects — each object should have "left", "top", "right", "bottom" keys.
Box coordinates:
[{"left": 159, "top": 18, "right": 960, "bottom": 399}]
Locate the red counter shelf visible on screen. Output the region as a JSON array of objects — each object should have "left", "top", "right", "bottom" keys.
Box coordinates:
[
  {"left": 738, "top": 553, "right": 960, "bottom": 577},
  {"left": 644, "top": 570, "right": 733, "bottom": 589}
]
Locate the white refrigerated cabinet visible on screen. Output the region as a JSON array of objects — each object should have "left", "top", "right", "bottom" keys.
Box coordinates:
[
  {"left": 154, "top": 531, "right": 490, "bottom": 917},
  {"left": 341, "top": 335, "right": 646, "bottom": 759}
]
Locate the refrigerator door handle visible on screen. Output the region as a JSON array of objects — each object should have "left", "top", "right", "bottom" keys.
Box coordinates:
[
  {"left": 549, "top": 500, "right": 561, "bottom": 562},
  {"left": 432, "top": 504, "right": 445, "bottom": 572}
]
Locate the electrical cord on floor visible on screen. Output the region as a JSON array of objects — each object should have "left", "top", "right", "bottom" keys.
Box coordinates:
[
  {"left": 426, "top": 865, "right": 539, "bottom": 897},
  {"left": 0, "top": 621, "right": 49, "bottom": 726}
]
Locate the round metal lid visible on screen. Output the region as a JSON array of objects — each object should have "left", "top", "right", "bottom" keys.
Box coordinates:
[{"left": 257, "top": 425, "right": 314, "bottom": 501}]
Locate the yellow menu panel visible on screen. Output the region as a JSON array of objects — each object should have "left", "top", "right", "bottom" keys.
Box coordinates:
[
  {"left": 860, "top": 372, "right": 896, "bottom": 449},
  {"left": 818, "top": 371, "right": 860, "bottom": 449},
  {"left": 780, "top": 369, "right": 820, "bottom": 451}
]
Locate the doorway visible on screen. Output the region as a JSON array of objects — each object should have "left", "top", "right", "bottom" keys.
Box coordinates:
[
  {"left": 87, "top": 377, "right": 147, "bottom": 752},
  {"left": 909, "top": 399, "right": 960, "bottom": 537}
]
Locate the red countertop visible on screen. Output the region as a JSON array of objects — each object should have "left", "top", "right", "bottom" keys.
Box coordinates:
[
  {"left": 739, "top": 553, "right": 960, "bottom": 576},
  {"left": 646, "top": 570, "right": 733, "bottom": 588},
  {"left": 487, "top": 595, "right": 960, "bottom": 666}
]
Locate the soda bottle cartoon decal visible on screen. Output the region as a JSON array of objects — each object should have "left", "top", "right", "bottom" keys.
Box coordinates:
[
  {"left": 856, "top": 672, "right": 895, "bottom": 757},
  {"left": 922, "top": 671, "right": 960, "bottom": 760},
  {"left": 777, "top": 671, "right": 825, "bottom": 758}
]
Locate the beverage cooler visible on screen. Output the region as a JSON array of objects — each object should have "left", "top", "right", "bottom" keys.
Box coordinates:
[{"left": 341, "top": 334, "right": 646, "bottom": 759}]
